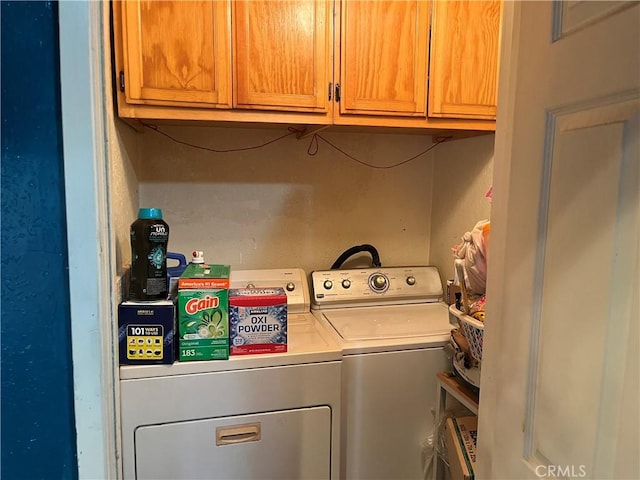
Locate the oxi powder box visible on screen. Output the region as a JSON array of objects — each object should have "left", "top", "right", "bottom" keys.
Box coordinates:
[{"left": 229, "top": 287, "right": 287, "bottom": 355}]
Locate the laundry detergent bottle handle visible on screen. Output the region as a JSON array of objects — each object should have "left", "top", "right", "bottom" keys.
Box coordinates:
[
  {"left": 167, "top": 252, "right": 187, "bottom": 276},
  {"left": 166, "top": 252, "right": 187, "bottom": 298},
  {"left": 129, "top": 208, "right": 169, "bottom": 301}
]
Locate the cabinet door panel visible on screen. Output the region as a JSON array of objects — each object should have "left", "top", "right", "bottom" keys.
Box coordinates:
[
  {"left": 233, "top": 0, "right": 332, "bottom": 113},
  {"left": 428, "top": 0, "right": 501, "bottom": 119},
  {"left": 338, "top": 0, "right": 430, "bottom": 117},
  {"left": 121, "top": 0, "right": 231, "bottom": 107}
]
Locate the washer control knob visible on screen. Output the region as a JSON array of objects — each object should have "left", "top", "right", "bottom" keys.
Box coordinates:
[
  {"left": 406, "top": 276, "right": 416, "bottom": 286},
  {"left": 285, "top": 282, "right": 295, "bottom": 292},
  {"left": 370, "top": 274, "right": 388, "bottom": 292},
  {"left": 341, "top": 279, "right": 351, "bottom": 289},
  {"left": 323, "top": 280, "right": 333, "bottom": 290}
]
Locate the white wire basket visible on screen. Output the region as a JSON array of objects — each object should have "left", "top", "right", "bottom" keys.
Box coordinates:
[{"left": 449, "top": 305, "right": 484, "bottom": 362}]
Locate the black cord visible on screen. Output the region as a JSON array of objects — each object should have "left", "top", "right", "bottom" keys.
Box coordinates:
[{"left": 330, "top": 244, "right": 382, "bottom": 269}]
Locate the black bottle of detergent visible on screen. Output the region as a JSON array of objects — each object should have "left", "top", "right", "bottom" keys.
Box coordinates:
[{"left": 129, "top": 208, "right": 170, "bottom": 301}]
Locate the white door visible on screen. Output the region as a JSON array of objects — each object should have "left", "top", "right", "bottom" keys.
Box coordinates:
[
  {"left": 134, "top": 407, "right": 331, "bottom": 480},
  {"left": 478, "top": 2, "right": 639, "bottom": 479}
]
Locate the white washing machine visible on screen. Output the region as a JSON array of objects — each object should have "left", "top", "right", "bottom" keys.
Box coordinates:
[
  {"left": 311, "top": 266, "right": 453, "bottom": 480},
  {"left": 119, "top": 269, "right": 342, "bottom": 480}
]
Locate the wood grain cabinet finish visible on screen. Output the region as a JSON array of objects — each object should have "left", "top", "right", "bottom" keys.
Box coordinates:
[
  {"left": 428, "top": 0, "right": 501, "bottom": 119},
  {"left": 233, "top": 0, "right": 332, "bottom": 115},
  {"left": 119, "top": 0, "right": 232, "bottom": 108},
  {"left": 337, "top": 0, "right": 430, "bottom": 118},
  {"left": 112, "top": 0, "right": 500, "bottom": 131}
]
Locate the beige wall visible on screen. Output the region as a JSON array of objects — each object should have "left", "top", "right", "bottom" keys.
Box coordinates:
[
  {"left": 429, "top": 133, "right": 495, "bottom": 286},
  {"left": 103, "top": 4, "right": 140, "bottom": 299},
  {"left": 135, "top": 125, "right": 437, "bottom": 275},
  {"left": 109, "top": 120, "right": 142, "bottom": 276},
  {"left": 111, "top": 122, "right": 494, "bottom": 287}
]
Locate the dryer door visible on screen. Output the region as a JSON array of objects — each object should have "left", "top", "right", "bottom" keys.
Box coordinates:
[{"left": 134, "top": 406, "right": 331, "bottom": 479}]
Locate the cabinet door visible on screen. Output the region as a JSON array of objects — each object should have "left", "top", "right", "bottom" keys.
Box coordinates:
[
  {"left": 337, "top": 0, "right": 430, "bottom": 117},
  {"left": 428, "top": 0, "right": 501, "bottom": 119},
  {"left": 233, "top": 0, "right": 333, "bottom": 114},
  {"left": 135, "top": 407, "right": 331, "bottom": 479},
  {"left": 120, "top": 0, "right": 232, "bottom": 108}
]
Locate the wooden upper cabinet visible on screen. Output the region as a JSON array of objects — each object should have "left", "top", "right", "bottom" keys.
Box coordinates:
[
  {"left": 337, "top": 0, "right": 430, "bottom": 118},
  {"left": 428, "top": 0, "right": 501, "bottom": 119},
  {"left": 112, "top": 0, "right": 499, "bottom": 131},
  {"left": 233, "top": 0, "right": 333, "bottom": 114},
  {"left": 120, "top": 0, "right": 232, "bottom": 108}
]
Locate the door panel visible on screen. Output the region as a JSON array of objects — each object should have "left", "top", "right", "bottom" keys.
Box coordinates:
[
  {"left": 530, "top": 97, "right": 638, "bottom": 475},
  {"left": 478, "top": 2, "right": 639, "bottom": 479},
  {"left": 428, "top": 0, "right": 501, "bottom": 119},
  {"left": 121, "top": 0, "right": 232, "bottom": 107},
  {"left": 553, "top": 1, "right": 635, "bottom": 38},
  {"left": 233, "top": 0, "right": 332, "bottom": 113},
  {"left": 338, "top": 0, "right": 430, "bottom": 117}
]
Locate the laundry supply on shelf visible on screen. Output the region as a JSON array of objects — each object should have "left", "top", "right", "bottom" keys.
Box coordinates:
[
  {"left": 118, "top": 300, "right": 175, "bottom": 365},
  {"left": 177, "top": 253, "right": 231, "bottom": 361},
  {"left": 129, "top": 208, "right": 170, "bottom": 301},
  {"left": 229, "top": 287, "right": 288, "bottom": 355},
  {"left": 166, "top": 252, "right": 187, "bottom": 299}
]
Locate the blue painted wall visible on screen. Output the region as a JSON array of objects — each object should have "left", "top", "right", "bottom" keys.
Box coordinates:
[{"left": 1, "top": 2, "right": 78, "bottom": 478}]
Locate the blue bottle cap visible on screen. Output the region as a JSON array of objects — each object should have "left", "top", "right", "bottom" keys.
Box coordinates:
[{"left": 138, "top": 208, "right": 163, "bottom": 219}]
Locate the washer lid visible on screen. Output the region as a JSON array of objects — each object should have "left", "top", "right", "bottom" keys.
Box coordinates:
[{"left": 322, "top": 302, "right": 451, "bottom": 341}]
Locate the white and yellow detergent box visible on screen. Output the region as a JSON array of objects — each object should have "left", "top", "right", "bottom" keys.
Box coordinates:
[
  {"left": 229, "top": 287, "right": 287, "bottom": 355},
  {"left": 177, "top": 264, "right": 230, "bottom": 361}
]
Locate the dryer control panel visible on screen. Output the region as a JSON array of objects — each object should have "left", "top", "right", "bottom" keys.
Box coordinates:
[
  {"left": 230, "top": 268, "right": 310, "bottom": 314},
  {"left": 311, "top": 266, "right": 444, "bottom": 309}
]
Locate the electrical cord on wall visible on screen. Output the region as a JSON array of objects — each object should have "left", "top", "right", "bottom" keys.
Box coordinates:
[
  {"left": 305, "top": 132, "right": 452, "bottom": 169},
  {"left": 140, "top": 121, "right": 453, "bottom": 169},
  {"left": 140, "top": 121, "right": 303, "bottom": 153}
]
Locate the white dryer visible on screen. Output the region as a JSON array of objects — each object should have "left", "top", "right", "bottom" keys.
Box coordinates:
[
  {"left": 119, "top": 269, "right": 342, "bottom": 480},
  {"left": 311, "top": 266, "right": 453, "bottom": 480}
]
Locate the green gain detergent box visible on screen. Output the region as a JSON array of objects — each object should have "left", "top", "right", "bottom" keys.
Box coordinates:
[{"left": 177, "top": 263, "right": 231, "bottom": 361}]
